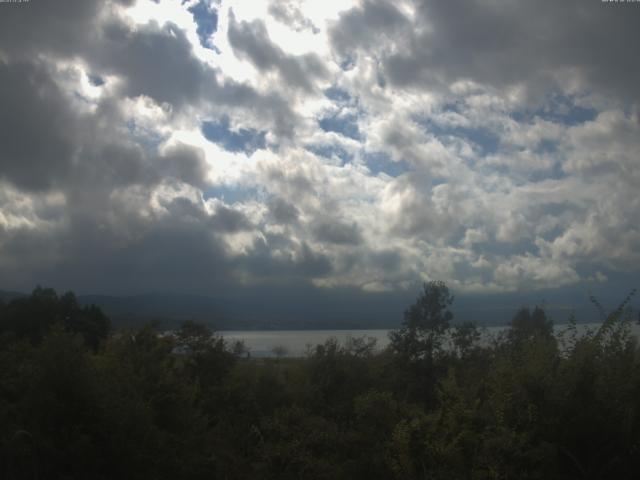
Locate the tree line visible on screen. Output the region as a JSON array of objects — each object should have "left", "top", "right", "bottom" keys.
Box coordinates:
[{"left": 1, "top": 282, "right": 639, "bottom": 479}]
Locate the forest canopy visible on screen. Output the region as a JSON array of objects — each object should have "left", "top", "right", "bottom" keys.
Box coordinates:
[{"left": 1, "top": 283, "right": 639, "bottom": 479}]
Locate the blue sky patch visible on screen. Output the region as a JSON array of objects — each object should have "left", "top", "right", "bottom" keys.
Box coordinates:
[
  {"left": 201, "top": 117, "right": 267, "bottom": 154},
  {"left": 528, "top": 161, "right": 567, "bottom": 183},
  {"left": 417, "top": 117, "right": 500, "bottom": 155},
  {"left": 203, "top": 184, "right": 262, "bottom": 203},
  {"left": 537, "top": 139, "right": 558, "bottom": 154},
  {"left": 88, "top": 74, "right": 105, "bottom": 86},
  {"left": 318, "top": 113, "right": 361, "bottom": 140},
  {"left": 188, "top": 0, "right": 219, "bottom": 49},
  {"left": 339, "top": 55, "right": 356, "bottom": 71},
  {"left": 512, "top": 95, "right": 598, "bottom": 126},
  {"left": 363, "top": 151, "right": 410, "bottom": 177},
  {"left": 324, "top": 86, "right": 351, "bottom": 104}
]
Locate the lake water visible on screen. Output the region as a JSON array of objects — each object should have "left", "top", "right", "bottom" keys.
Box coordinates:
[
  {"left": 221, "top": 329, "right": 391, "bottom": 357},
  {"left": 221, "top": 322, "right": 640, "bottom": 357}
]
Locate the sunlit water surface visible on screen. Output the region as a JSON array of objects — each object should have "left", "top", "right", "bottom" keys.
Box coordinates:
[{"left": 221, "top": 322, "right": 640, "bottom": 358}]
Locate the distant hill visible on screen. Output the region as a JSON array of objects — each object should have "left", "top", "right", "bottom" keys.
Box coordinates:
[
  {"left": 78, "top": 293, "right": 233, "bottom": 330},
  {"left": 0, "top": 289, "right": 230, "bottom": 329},
  {"left": 3, "top": 284, "right": 633, "bottom": 331},
  {"left": 0, "top": 290, "right": 26, "bottom": 303},
  {"left": 78, "top": 292, "right": 404, "bottom": 331},
  {"left": 1, "top": 288, "right": 404, "bottom": 330}
]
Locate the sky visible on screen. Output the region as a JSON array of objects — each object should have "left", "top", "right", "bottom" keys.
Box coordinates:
[{"left": 0, "top": 0, "right": 639, "bottom": 323}]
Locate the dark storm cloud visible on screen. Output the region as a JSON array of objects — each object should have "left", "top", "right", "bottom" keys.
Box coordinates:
[
  {"left": 235, "top": 238, "right": 333, "bottom": 280},
  {"left": 331, "top": 0, "right": 640, "bottom": 103},
  {"left": 0, "top": 195, "right": 208, "bottom": 295},
  {"left": 78, "top": 142, "right": 149, "bottom": 188},
  {"left": 94, "top": 20, "right": 215, "bottom": 108},
  {"left": 329, "top": 0, "right": 408, "bottom": 57},
  {"left": 52, "top": 206, "right": 232, "bottom": 295},
  {"left": 368, "top": 249, "right": 404, "bottom": 274},
  {"left": 159, "top": 196, "right": 252, "bottom": 236},
  {"left": 228, "top": 10, "right": 328, "bottom": 93},
  {"left": 267, "top": 197, "right": 300, "bottom": 225},
  {"left": 61, "top": 132, "right": 208, "bottom": 192},
  {"left": 0, "top": 61, "right": 78, "bottom": 191},
  {"left": 0, "top": 54, "right": 209, "bottom": 193},
  {"left": 157, "top": 144, "right": 209, "bottom": 188},
  {"left": 210, "top": 204, "right": 253, "bottom": 233},
  {"left": 335, "top": 248, "right": 404, "bottom": 280},
  {"left": 312, "top": 218, "right": 363, "bottom": 246},
  {"left": 0, "top": 0, "right": 106, "bottom": 59},
  {"left": 1, "top": 188, "right": 261, "bottom": 295}
]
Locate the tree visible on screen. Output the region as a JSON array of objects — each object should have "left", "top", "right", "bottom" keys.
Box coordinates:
[
  {"left": 60, "top": 292, "right": 110, "bottom": 350},
  {"left": 389, "top": 281, "right": 454, "bottom": 362},
  {"left": 272, "top": 345, "right": 289, "bottom": 360},
  {"left": 174, "top": 320, "right": 235, "bottom": 390},
  {"left": 387, "top": 281, "right": 454, "bottom": 405},
  {"left": 451, "top": 320, "right": 481, "bottom": 359},
  {"left": 507, "top": 306, "right": 553, "bottom": 347},
  {"left": 0, "top": 287, "right": 110, "bottom": 348}
]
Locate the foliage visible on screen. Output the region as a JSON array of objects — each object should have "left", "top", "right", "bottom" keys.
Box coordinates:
[
  {"left": 389, "top": 281, "right": 454, "bottom": 361},
  {"left": 0, "top": 287, "right": 109, "bottom": 349},
  {"left": 1, "top": 284, "right": 639, "bottom": 479}
]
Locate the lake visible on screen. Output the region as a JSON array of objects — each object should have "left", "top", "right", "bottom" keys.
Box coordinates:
[{"left": 220, "top": 322, "right": 640, "bottom": 357}]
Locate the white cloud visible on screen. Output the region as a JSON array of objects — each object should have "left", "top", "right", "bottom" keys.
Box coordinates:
[{"left": 0, "top": 0, "right": 639, "bottom": 297}]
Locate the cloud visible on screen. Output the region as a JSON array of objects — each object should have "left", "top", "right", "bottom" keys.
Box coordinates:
[
  {"left": 332, "top": 0, "right": 640, "bottom": 104},
  {"left": 493, "top": 255, "right": 580, "bottom": 291},
  {"left": 228, "top": 10, "right": 328, "bottom": 93},
  {"left": 329, "top": 0, "right": 408, "bottom": 59},
  {"left": 0, "top": 0, "right": 638, "bottom": 310},
  {"left": 92, "top": 19, "right": 216, "bottom": 108},
  {"left": 210, "top": 203, "right": 254, "bottom": 233},
  {"left": 0, "top": 0, "right": 109, "bottom": 59},
  {"left": 157, "top": 144, "right": 209, "bottom": 187},
  {"left": 234, "top": 239, "right": 333, "bottom": 282},
  {"left": 312, "top": 218, "right": 363, "bottom": 246},
  {"left": 268, "top": 0, "right": 319, "bottom": 33},
  {"left": 0, "top": 61, "right": 79, "bottom": 191},
  {"left": 267, "top": 197, "right": 300, "bottom": 225}
]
